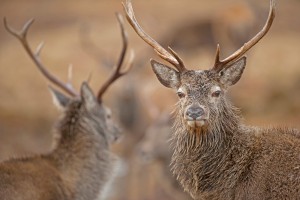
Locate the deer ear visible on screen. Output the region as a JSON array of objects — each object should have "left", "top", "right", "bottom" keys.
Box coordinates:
[
  {"left": 219, "top": 56, "right": 247, "bottom": 86},
  {"left": 48, "top": 86, "right": 71, "bottom": 110},
  {"left": 80, "top": 82, "right": 97, "bottom": 110},
  {"left": 150, "top": 59, "right": 180, "bottom": 89}
]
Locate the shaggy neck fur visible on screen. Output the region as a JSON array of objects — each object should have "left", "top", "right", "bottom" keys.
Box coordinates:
[{"left": 171, "top": 99, "right": 255, "bottom": 199}]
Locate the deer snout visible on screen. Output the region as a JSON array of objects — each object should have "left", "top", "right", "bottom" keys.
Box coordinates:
[
  {"left": 184, "top": 105, "right": 208, "bottom": 128},
  {"left": 186, "top": 106, "right": 205, "bottom": 120}
]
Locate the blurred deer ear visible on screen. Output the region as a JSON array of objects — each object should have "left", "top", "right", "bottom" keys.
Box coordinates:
[
  {"left": 219, "top": 56, "right": 247, "bottom": 86},
  {"left": 80, "top": 82, "right": 97, "bottom": 110},
  {"left": 48, "top": 86, "right": 70, "bottom": 110},
  {"left": 150, "top": 59, "right": 180, "bottom": 89}
]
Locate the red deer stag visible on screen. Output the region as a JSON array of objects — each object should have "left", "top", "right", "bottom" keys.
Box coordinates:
[
  {"left": 124, "top": 0, "right": 300, "bottom": 199},
  {"left": 1, "top": 13, "right": 133, "bottom": 200}
]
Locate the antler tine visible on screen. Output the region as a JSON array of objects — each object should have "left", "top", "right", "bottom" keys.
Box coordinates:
[
  {"left": 213, "top": 0, "right": 276, "bottom": 71},
  {"left": 123, "top": 0, "right": 187, "bottom": 72},
  {"left": 168, "top": 46, "right": 186, "bottom": 71},
  {"left": 214, "top": 44, "right": 221, "bottom": 67},
  {"left": 97, "top": 13, "right": 133, "bottom": 102},
  {"left": 3, "top": 18, "right": 78, "bottom": 97},
  {"left": 3, "top": 18, "right": 34, "bottom": 39}
]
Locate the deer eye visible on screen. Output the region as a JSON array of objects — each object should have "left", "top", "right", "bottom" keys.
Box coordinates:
[
  {"left": 211, "top": 90, "right": 221, "bottom": 98},
  {"left": 177, "top": 91, "right": 186, "bottom": 99}
]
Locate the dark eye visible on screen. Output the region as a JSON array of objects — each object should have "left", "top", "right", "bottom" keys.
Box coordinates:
[
  {"left": 177, "top": 91, "right": 186, "bottom": 99},
  {"left": 107, "top": 114, "right": 111, "bottom": 119},
  {"left": 212, "top": 90, "right": 221, "bottom": 98}
]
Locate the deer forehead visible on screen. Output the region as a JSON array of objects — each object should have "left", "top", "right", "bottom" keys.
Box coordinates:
[{"left": 180, "top": 70, "right": 218, "bottom": 90}]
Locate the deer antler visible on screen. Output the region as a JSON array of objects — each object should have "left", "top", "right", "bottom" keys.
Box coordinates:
[
  {"left": 97, "top": 13, "right": 134, "bottom": 102},
  {"left": 123, "top": 0, "right": 186, "bottom": 72},
  {"left": 213, "top": 0, "right": 276, "bottom": 72},
  {"left": 3, "top": 18, "right": 78, "bottom": 97}
]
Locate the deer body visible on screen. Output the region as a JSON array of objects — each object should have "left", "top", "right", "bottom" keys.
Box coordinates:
[
  {"left": 137, "top": 113, "right": 193, "bottom": 200},
  {"left": 2, "top": 13, "right": 132, "bottom": 200},
  {"left": 124, "top": 0, "right": 300, "bottom": 199},
  {"left": 163, "top": 67, "right": 300, "bottom": 200},
  {"left": 0, "top": 85, "right": 120, "bottom": 200},
  {"left": 171, "top": 84, "right": 300, "bottom": 199}
]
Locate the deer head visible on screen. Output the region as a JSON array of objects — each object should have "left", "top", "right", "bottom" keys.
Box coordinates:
[
  {"left": 123, "top": 0, "right": 275, "bottom": 134},
  {"left": 4, "top": 13, "right": 133, "bottom": 144}
]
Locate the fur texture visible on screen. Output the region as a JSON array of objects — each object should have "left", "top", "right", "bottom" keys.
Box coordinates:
[
  {"left": 151, "top": 61, "right": 300, "bottom": 200},
  {"left": 0, "top": 84, "right": 120, "bottom": 200}
]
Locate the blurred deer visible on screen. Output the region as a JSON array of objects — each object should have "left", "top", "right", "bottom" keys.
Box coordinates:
[
  {"left": 161, "top": 1, "right": 257, "bottom": 55},
  {"left": 137, "top": 112, "right": 193, "bottom": 200},
  {"left": 79, "top": 21, "right": 149, "bottom": 137},
  {"left": 124, "top": 0, "right": 300, "bottom": 199},
  {"left": 211, "top": 1, "right": 257, "bottom": 54},
  {"left": 1, "top": 13, "right": 132, "bottom": 200},
  {"left": 137, "top": 112, "right": 172, "bottom": 164}
]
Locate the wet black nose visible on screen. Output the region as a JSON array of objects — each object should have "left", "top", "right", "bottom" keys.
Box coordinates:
[{"left": 186, "top": 106, "right": 205, "bottom": 120}]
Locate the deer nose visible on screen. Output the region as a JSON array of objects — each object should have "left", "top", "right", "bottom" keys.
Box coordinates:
[{"left": 186, "top": 106, "right": 205, "bottom": 120}]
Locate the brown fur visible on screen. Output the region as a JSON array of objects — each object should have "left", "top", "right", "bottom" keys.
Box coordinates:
[
  {"left": 150, "top": 64, "right": 300, "bottom": 200},
  {"left": 124, "top": 0, "right": 300, "bottom": 198},
  {"left": 172, "top": 98, "right": 300, "bottom": 199},
  {"left": 0, "top": 84, "right": 120, "bottom": 200}
]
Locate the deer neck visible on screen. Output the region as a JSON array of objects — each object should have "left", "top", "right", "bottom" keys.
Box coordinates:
[
  {"left": 51, "top": 106, "right": 110, "bottom": 164},
  {"left": 171, "top": 101, "right": 252, "bottom": 197},
  {"left": 45, "top": 106, "right": 115, "bottom": 197}
]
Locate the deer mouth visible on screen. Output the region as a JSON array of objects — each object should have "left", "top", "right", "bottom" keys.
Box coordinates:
[{"left": 186, "top": 119, "right": 207, "bottom": 129}]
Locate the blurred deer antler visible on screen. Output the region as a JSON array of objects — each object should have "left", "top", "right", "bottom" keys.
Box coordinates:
[
  {"left": 79, "top": 23, "right": 114, "bottom": 69},
  {"left": 4, "top": 18, "right": 78, "bottom": 97},
  {"left": 97, "top": 13, "right": 134, "bottom": 102},
  {"left": 212, "top": 0, "right": 275, "bottom": 71}
]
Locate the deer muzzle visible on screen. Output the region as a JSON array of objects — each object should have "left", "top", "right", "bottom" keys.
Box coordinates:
[{"left": 184, "top": 105, "right": 208, "bottom": 129}]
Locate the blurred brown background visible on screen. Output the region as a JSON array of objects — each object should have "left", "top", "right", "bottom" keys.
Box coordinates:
[{"left": 0, "top": 0, "right": 300, "bottom": 199}]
